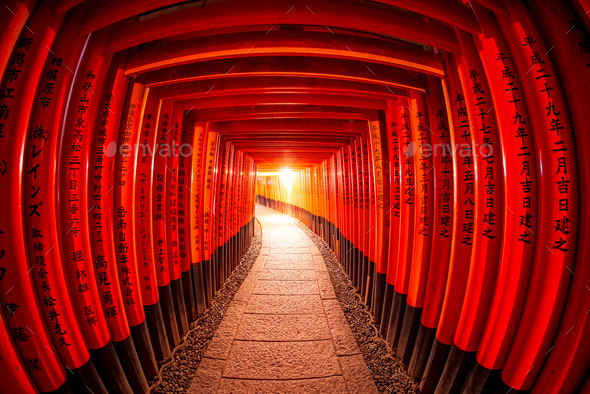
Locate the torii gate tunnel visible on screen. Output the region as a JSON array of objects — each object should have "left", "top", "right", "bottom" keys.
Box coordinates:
[{"left": 0, "top": 0, "right": 589, "bottom": 393}]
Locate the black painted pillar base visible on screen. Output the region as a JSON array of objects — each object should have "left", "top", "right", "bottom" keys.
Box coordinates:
[
  {"left": 182, "top": 269, "right": 197, "bottom": 322},
  {"left": 372, "top": 271, "right": 386, "bottom": 326},
  {"left": 409, "top": 324, "right": 435, "bottom": 380},
  {"left": 144, "top": 301, "right": 171, "bottom": 361},
  {"left": 434, "top": 345, "right": 474, "bottom": 394},
  {"left": 113, "top": 335, "right": 149, "bottom": 393},
  {"left": 366, "top": 259, "right": 375, "bottom": 308},
  {"left": 386, "top": 291, "right": 406, "bottom": 349},
  {"left": 420, "top": 338, "right": 451, "bottom": 394},
  {"left": 90, "top": 341, "right": 133, "bottom": 394},
  {"left": 170, "top": 277, "right": 189, "bottom": 335},
  {"left": 202, "top": 258, "right": 213, "bottom": 306},
  {"left": 69, "top": 358, "right": 108, "bottom": 394},
  {"left": 130, "top": 319, "right": 158, "bottom": 378},
  {"left": 380, "top": 283, "right": 395, "bottom": 338},
  {"left": 159, "top": 284, "right": 181, "bottom": 347},
  {"left": 461, "top": 361, "right": 494, "bottom": 394},
  {"left": 397, "top": 304, "right": 422, "bottom": 364},
  {"left": 192, "top": 262, "right": 207, "bottom": 315}
]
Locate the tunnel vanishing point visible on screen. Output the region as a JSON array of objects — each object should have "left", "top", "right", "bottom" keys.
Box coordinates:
[{"left": 0, "top": 0, "right": 589, "bottom": 393}]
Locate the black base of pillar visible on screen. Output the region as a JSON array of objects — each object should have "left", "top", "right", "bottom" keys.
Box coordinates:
[
  {"left": 144, "top": 301, "right": 171, "bottom": 361},
  {"left": 420, "top": 338, "right": 451, "bottom": 394},
  {"left": 113, "top": 334, "right": 149, "bottom": 393},
  {"left": 372, "top": 271, "right": 386, "bottom": 326},
  {"left": 171, "top": 277, "right": 189, "bottom": 335},
  {"left": 130, "top": 319, "right": 158, "bottom": 378},
  {"left": 182, "top": 269, "right": 197, "bottom": 322},
  {"left": 90, "top": 341, "right": 132, "bottom": 394},
  {"left": 434, "top": 345, "right": 474, "bottom": 394},
  {"left": 159, "top": 283, "right": 180, "bottom": 347},
  {"left": 69, "top": 358, "right": 107, "bottom": 394},
  {"left": 380, "top": 283, "right": 395, "bottom": 338},
  {"left": 396, "top": 304, "right": 422, "bottom": 364},
  {"left": 191, "top": 262, "right": 207, "bottom": 314},
  {"left": 409, "top": 324, "right": 435, "bottom": 380},
  {"left": 386, "top": 291, "right": 406, "bottom": 348}
]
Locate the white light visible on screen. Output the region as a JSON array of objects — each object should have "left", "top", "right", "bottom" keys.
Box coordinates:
[{"left": 280, "top": 169, "right": 294, "bottom": 193}]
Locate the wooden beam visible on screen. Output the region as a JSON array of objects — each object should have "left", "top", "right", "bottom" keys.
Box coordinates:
[
  {"left": 176, "top": 93, "right": 387, "bottom": 110},
  {"left": 155, "top": 76, "right": 410, "bottom": 100},
  {"left": 142, "top": 56, "right": 427, "bottom": 92},
  {"left": 125, "top": 30, "right": 443, "bottom": 76},
  {"left": 104, "top": 0, "right": 460, "bottom": 53}
]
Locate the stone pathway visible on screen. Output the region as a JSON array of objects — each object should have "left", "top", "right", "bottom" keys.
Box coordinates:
[{"left": 187, "top": 204, "right": 378, "bottom": 393}]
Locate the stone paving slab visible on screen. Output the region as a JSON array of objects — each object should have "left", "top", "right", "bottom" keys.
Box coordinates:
[
  {"left": 188, "top": 205, "right": 378, "bottom": 393},
  {"left": 244, "top": 294, "right": 324, "bottom": 315},
  {"left": 235, "top": 314, "right": 331, "bottom": 341},
  {"left": 266, "top": 253, "right": 314, "bottom": 262},
  {"left": 264, "top": 260, "right": 315, "bottom": 270},
  {"left": 339, "top": 354, "right": 379, "bottom": 393},
  {"left": 259, "top": 268, "right": 316, "bottom": 281},
  {"left": 223, "top": 340, "right": 341, "bottom": 379},
  {"left": 217, "top": 376, "right": 348, "bottom": 393},
  {"left": 253, "top": 279, "right": 319, "bottom": 295}
]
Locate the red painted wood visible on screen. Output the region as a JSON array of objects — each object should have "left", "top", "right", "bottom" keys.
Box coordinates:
[
  {"left": 0, "top": 1, "right": 67, "bottom": 390},
  {"left": 406, "top": 92, "right": 434, "bottom": 309},
  {"left": 134, "top": 85, "right": 160, "bottom": 306},
  {"left": 498, "top": 1, "right": 579, "bottom": 389},
  {"left": 420, "top": 78, "right": 454, "bottom": 329}
]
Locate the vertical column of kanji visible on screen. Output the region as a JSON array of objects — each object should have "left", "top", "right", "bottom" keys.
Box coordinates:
[
  {"left": 397, "top": 93, "right": 434, "bottom": 365},
  {"left": 322, "top": 161, "right": 328, "bottom": 240},
  {"left": 133, "top": 88, "right": 170, "bottom": 363},
  {"left": 368, "top": 112, "right": 390, "bottom": 329},
  {"left": 248, "top": 157, "right": 253, "bottom": 240},
  {"left": 151, "top": 100, "right": 180, "bottom": 348},
  {"left": 0, "top": 0, "right": 37, "bottom": 82},
  {"left": 381, "top": 99, "right": 401, "bottom": 339},
  {"left": 334, "top": 151, "right": 342, "bottom": 260},
  {"left": 348, "top": 142, "right": 359, "bottom": 288},
  {"left": 433, "top": 30, "right": 506, "bottom": 394},
  {"left": 233, "top": 150, "right": 243, "bottom": 268},
  {"left": 111, "top": 77, "right": 146, "bottom": 361},
  {"left": 412, "top": 77, "right": 454, "bottom": 382},
  {"left": 355, "top": 137, "right": 364, "bottom": 290},
  {"left": 338, "top": 149, "right": 348, "bottom": 273},
  {"left": 462, "top": 5, "right": 538, "bottom": 391},
  {"left": 22, "top": 4, "right": 97, "bottom": 386},
  {"left": 178, "top": 113, "right": 196, "bottom": 323},
  {"left": 360, "top": 135, "right": 371, "bottom": 300},
  {"left": 0, "top": 2, "right": 67, "bottom": 392},
  {"left": 216, "top": 140, "right": 230, "bottom": 287},
  {"left": 188, "top": 122, "right": 206, "bottom": 314},
  {"left": 167, "top": 103, "right": 188, "bottom": 336},
  {"left": 224, "top": 144, "right": 234, "bottom": 272},
  {"left": 529, "top": 3, "right": 590, "bottom": 391},
  {"left": 209, "top": 132, "right": 219, "bottom": 288},
  {"left": 243, "top": 154, "right": 251, "bottom": 256},
  {"left": 223, "top": 144, "right": 235, "bottom": 276},
  {"left": 366, "top": 130, "right": 377, "bottom": 309},
  {"left": 387, "top": 100, "right": 414, "bottom": 350},
  {"left": 420, "top": 52, "right": 475, "bottom": 394},
  {"left": 93, "top": 55, "right": 151, "bottom": 393},
  {"left": 497, "top": 3, "right": 578, "bottom": 390},
  {"left": 58, "top": 26, "right": 136, "bottom": 393},
  {"left": 237, "top": 153, "right": 245, "bottom": 259},
  {"left": 201, "top": 129, "right": 219, "bottom": 306}
]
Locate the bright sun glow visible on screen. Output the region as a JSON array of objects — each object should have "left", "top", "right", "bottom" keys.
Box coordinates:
[{"left": 280, "top": 169, "right": 295, "bottom": 193}]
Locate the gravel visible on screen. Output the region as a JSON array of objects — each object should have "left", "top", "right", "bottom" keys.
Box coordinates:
[
  {"left": 149, "top": 220, "right": 262, "bottom": 393},
  {"left": 295, "top": 221, "right": 420, "bottom": 394}
]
